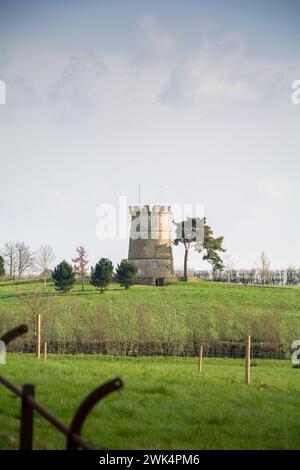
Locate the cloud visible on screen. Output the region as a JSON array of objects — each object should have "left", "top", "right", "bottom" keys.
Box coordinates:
[
  {"left": 48, "top": 48, "right": 171, "bottom": 126},
  {"left": 49, "top": 51, "right": 106, "bottom": 111},
  {"left": 161, "top": 33, "right": 300, "bottom": 108},
  {"left": 182, "top": 49, "right": 254, "bottom": 100},
  {"left": 137, "top": 15, "right": 175, "bottom": 60},
  {"left": 47, "top": 18, "right": 300, "bottom": 124}
]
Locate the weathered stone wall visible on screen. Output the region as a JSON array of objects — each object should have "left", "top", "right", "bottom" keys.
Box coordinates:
[{"left": 128, "top": 205, "right": 174, "bottom": 283}]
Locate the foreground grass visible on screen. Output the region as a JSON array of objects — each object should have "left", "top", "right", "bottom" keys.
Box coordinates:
[{"left": 0, "top": 354, "right": 300, "bottom": 450}]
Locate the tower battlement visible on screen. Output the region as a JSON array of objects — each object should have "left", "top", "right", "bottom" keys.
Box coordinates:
[{"left": 129, "top": 204, "right": 172, "bottom": 215}]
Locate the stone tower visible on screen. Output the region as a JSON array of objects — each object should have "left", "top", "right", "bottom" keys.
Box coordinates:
[{"left": 128, "top": 204, "right": 174, "bottom": 284}]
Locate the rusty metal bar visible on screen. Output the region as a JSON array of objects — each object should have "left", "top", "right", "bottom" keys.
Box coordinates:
[
  {"left": 67, "top": 378, "right": 123, "bottom": 450},
  {"left": 20, "top": 384, "right": 35, "bottom": 450},
  {"left": 0, "top": 324, "right": 28, "bottom": 345},
  {"left": 0, "top": 376, "right": 93, "bottom": 450}
]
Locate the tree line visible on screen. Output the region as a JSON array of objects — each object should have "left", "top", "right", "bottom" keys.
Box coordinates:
[
  {"left": 0, "top": 242, "right": 54, "bottom": 284},
  {"left": 194, "top": 252, "right": 300, "bottom": 285},
  {"left": 196, "top": 267, "right": 300, "bottom": 285},
  {"left": 52, "top": 256, "right": 137, "bottom": 293},
  {"left": 0, "top": 243, "right": 138, "bottom": 292}
]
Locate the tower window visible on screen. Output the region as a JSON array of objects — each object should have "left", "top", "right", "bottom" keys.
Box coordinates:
[{"left": 151, "top": 260, "right": 159, "bottom": 270}]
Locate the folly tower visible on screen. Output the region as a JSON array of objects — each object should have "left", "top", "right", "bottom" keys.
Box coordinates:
[{"left": 128, "top": 205, "right": 174, "bottom": 284}]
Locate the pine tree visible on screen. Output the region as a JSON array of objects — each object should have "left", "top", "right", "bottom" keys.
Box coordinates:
[
  {"left": 52, "top": 260, "right": 75, "bottom": 293},
  {"left": 174, "top": 217, "right": 226, "bottom": 281},
  {"left": 116, "top": 259, "right": 138, "bottom": 289},
  {"left": 90, "top": 258, "right": 113, "bottom": 293}
]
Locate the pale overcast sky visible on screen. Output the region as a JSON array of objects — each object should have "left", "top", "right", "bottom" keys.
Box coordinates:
[{"left": 0, "top": 0, "right": 299, "bottom": 270}]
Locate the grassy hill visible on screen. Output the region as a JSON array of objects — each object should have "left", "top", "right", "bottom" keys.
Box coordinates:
[{"left": 0, "top": 279, "right": 299, "bottom": 346}]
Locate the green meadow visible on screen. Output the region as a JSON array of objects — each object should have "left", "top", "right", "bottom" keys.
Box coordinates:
[{"left": 0, "top": 354, "right": 300, "bottom": 450}]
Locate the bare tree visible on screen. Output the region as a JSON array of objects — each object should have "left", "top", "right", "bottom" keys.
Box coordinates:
[
  {"left": 224, "top": 255, "right": 234, "bottom": 283},
  {"left": 20, "top": 287, "right": 48, "bottom": 333},
  {"left": 15, "top": 242, "right": 35, "bottom": 279},
  {"left": 257, "top": 251, "right": 271, "bottom": 285},
  {"left": 72, "top": 246, "right": 89, "bottom": 291},
  {"left": 286, "top": 265, "right": 297, "bottom": 285},
  {"left": 2, "top": 242, "right": 17, "bottom": 279},
  {"left": 37, "top": 244, "right": 55, "bottom": 288}
]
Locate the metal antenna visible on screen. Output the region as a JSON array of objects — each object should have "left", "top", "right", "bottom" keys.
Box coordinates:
[{"left": 138, "top": 184, "right": 141, "bottom": 205}]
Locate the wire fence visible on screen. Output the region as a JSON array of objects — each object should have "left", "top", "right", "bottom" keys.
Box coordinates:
[{"left": 6, "top": 337, "right": 292, "bottom": 360}]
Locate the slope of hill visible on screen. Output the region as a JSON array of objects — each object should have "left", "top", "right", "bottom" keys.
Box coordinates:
[{"left": 0, "top": 279, "right": 299, "bottom": 346}]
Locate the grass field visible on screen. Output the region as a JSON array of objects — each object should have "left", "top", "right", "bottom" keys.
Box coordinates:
[
  {"left": 0, "top": 279, "right": 299, "bottom": 345},
  {"left": 0, "top": 354, "right": 300, "bottom": 450}
]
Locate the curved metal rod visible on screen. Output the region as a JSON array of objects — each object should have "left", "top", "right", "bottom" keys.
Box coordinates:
[
  {"left": 0, "top": 324, "right": 28, "bottom": 345},
  {"left": 67, "top": 377, "right": 123, "bottom": 449}
]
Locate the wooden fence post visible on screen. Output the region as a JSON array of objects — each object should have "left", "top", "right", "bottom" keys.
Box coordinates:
[
  {"left": 198, "top": 344, "right": 203, "bottom": 374},
  {"left": 43, "top": 341, "right": 47, "bottom": 360},
  {"left": 245, "top": 335, "right": 251, "bottom": 384},
  {"left": 36, "top": 314, "right": 41, "bottom": 359},
  {"left": 20, "top": 384, "right": 35, "bottom": 450}
]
